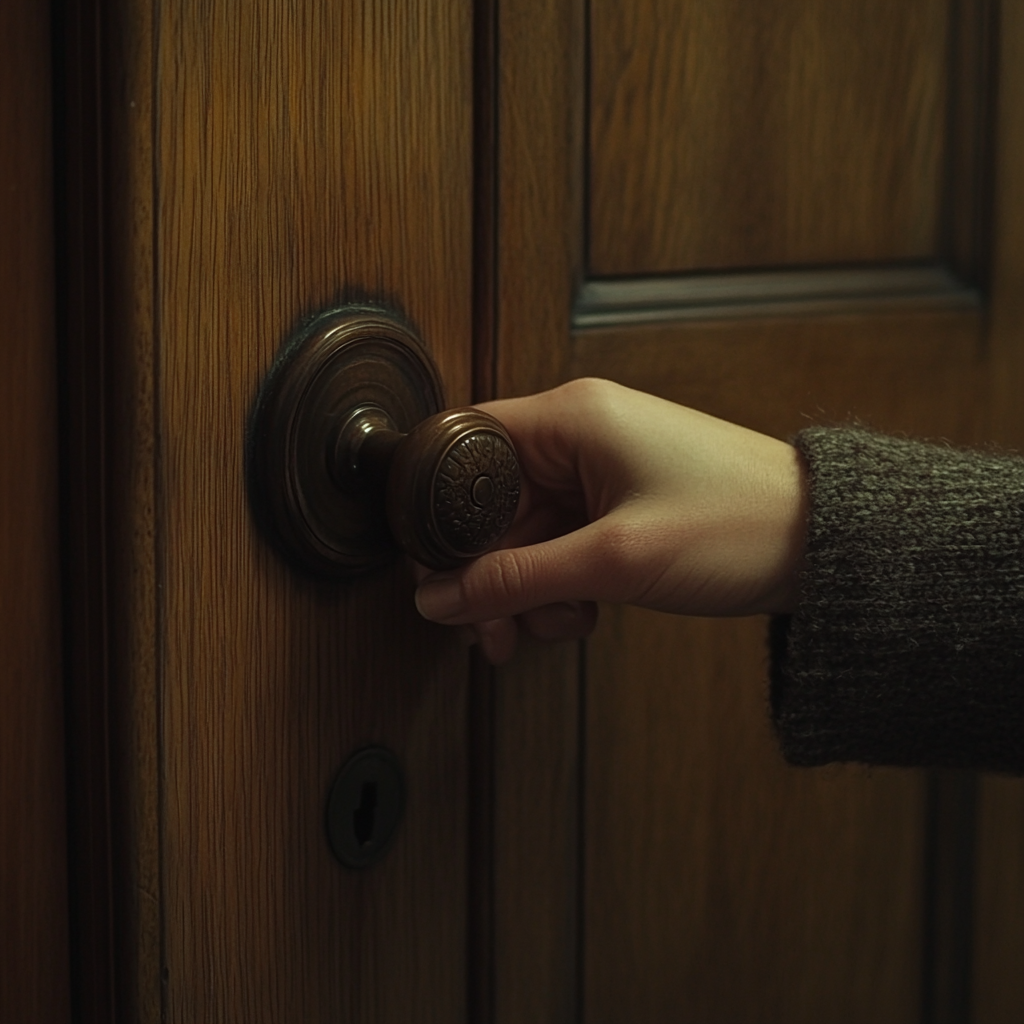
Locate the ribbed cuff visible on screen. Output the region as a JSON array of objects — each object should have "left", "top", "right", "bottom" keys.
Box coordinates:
[{"left": 770, "top": 427, "right": 1024, "bottom": 773}]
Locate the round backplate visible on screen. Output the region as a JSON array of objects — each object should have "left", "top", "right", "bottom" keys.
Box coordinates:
[{"left": 247, "top": 307, "right": 445, "bottom": 577}]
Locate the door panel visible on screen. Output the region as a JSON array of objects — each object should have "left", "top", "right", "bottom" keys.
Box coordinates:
[
  {"left": 58, "top": 0, "right": 1024, "bottom": 1020},
  {"left": 589, "top": 0, "right": 956, "bottom": 274},
  {"left": 573, "top": 315, "right": 983, "bottom": 1023},
  {"left": 574, "top": 309, "right": 982, "bottom": 1022},
  {"left": 494, "top": 0, "right": 1024, "bottom": 1021},
  {"left": 586, "top": 612, "right": 923, "bottom": 1024}
]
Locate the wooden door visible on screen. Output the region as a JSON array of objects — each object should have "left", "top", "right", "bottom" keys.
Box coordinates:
[
  {"left": 488, "top": 2, "right": 1024, "bottom": 1023},
  {"left": 57, "top": 0, "right": 1024, "bottom": 1022}
]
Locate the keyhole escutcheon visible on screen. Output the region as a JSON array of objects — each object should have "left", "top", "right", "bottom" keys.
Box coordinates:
[{"left": 326, "top": 747, "right": 405, "bottom": 869}]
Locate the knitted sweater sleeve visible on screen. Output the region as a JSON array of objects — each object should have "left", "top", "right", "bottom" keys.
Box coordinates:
[{"left": 770, "top": 427, "right": 1024, "bottom": 773}]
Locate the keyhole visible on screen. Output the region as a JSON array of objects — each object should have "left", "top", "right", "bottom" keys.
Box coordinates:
[
  {"left": 327, "top": 747, "right": 405, "bottom": 868},
  {"left": 353, "top": 780, "right": 377, "bottom": 846}
]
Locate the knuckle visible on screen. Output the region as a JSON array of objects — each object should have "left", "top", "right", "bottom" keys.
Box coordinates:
[{"left": 558, "top": 376, "right": 618, "bottom": 415}]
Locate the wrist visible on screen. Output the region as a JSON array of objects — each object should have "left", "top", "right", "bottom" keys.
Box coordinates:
[{"left": 759, "top": 442, "right": 809, "bottom": 615}]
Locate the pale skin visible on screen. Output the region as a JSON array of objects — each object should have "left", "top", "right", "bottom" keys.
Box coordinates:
[{"left": 414, "top": 378, "right": 809, "bottom": 664}]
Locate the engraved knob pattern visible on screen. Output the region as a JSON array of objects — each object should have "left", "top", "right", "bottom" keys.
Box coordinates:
[
  {"left": 433, "top": 431, "right": 520, "bottom": 554},
  {"left": 386, "top": 408, "right": 520, "bottom": 571}
]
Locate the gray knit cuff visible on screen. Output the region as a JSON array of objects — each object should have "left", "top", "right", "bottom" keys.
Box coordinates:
[{"left": 770, "top": 427, "right": 1024, "bottom": 773}]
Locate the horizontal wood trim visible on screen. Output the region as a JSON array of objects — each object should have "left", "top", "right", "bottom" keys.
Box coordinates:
[{"left": 574, "top": 265, "right": 980, "bottom": 329}]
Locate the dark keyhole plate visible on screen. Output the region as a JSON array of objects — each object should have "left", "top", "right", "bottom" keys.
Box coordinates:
[{"left": 326, "top": 747, "right": 406, "bottom": 869}]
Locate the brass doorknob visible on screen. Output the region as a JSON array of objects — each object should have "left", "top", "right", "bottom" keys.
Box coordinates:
[
  {"left": 333, "top": 404, "right": 520, "bottom": 571},
  {"left": 247, "top": 307, "right": 520, "bottom": 577}
]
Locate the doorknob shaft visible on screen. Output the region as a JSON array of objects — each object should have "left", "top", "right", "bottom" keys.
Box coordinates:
[{"left": 331, "top": 403, "right": 519, "bottom": 569}]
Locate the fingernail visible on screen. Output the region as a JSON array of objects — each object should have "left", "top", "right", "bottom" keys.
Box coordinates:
[{"left": 415, "top": 576, "right": 465, "bottom": 621}]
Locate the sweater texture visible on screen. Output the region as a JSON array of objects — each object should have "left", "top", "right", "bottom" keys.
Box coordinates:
[{"left": 770, "top": 427, "right": 1024, "bottom": 773}]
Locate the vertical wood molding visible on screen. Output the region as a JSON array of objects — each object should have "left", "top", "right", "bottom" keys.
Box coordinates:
[
  {"left": 493, "top": 0, "right": 587, "bottom": 1021},
  {"left": 56, "top": 0, "right": 161, "bottom": 1016},
  {"left": 987, "top": 0, "right": 1024, "bottom": 433},
  {"left": 103, "top": 0, "right": 161, "bottom": 1018},
  {"left": 0, "top": 0, "right": 70, "bottom": 1020},
  {"left": 56, "top": 0, "right": 117, "bottom": 1010},
  {"left": 497, "top": 0, "right": 585, "bottom": 397}
]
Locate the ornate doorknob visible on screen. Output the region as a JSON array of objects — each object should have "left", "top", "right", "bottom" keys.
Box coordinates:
[{"left": 247, "top": 307, "right": 520, "bottom": 577}]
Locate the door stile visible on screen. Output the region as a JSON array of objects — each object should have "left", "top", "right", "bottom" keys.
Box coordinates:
[{"left": 492, "top": 0, "right": 588, "bottom": 1022}]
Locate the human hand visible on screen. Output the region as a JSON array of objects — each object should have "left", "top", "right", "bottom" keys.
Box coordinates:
[{"left": 414, "top": 378, "right": 807, "bottom": 663}]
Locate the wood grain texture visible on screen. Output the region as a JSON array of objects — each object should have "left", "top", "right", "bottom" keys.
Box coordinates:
[
  {"left": 492, "top": 643, "right": 581, "bottom": 1024},
  {"left": 491, "top": 0, "right": 587, "bottom": 1020},
  {"left": 497, "top": 0, "right": 585, "bottom": 397},
  {"left": 987, "top": 0, "right": 1024, "bottom": 450},
  {"left": 945, "top": 0, "right": 996, "bottom": 283},
  {"left": 585, "top": 611, "right": 925, "bottom": 1024},
  {"left": 0, "top": 0, "right": 70, "bottom": 1020},
  {"left": 973, "top": 778, "right": 1024, "bottom": 1023},
  {"left": 589, "top": 0, "right": 952, "bottom": 275},
  {"left": 152, "top": 2, "right": 473, "bottom": 1020}
]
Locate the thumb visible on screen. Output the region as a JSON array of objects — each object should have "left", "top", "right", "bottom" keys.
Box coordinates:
[{"left": 414, "top": 519, "right": 638, "bottom": 624}]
